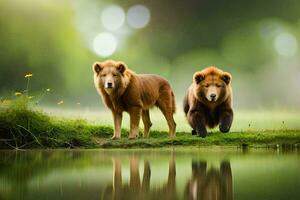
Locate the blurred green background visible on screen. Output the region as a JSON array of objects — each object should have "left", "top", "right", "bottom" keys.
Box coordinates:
[{"left": 1, "top": 0, "right": 300, "bottom": 110}]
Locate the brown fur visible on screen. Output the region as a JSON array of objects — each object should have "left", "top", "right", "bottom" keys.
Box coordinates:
[
  {"left": 183, "top": 66, "right": 233, "bottom": 137},
  {"left": 93, "top": 59, "right": 176, "bottom": 139}
]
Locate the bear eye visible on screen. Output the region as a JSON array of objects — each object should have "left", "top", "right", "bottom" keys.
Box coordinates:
[
  {"left": 216, "top": 84, "right": 222, "bottom": 88},
  {"left": 204, "top": 84, "right": 209, "bottom": 88},
  {"left": 101, "top": 74, "right": 106, "bottom": 77},
  {"left": 113, "top": 74, "right": 118, "bottom": 77}
]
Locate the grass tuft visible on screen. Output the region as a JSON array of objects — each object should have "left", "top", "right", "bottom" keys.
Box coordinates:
[{"left": 0, "top": 98, "right": 110, "bottom": 149}]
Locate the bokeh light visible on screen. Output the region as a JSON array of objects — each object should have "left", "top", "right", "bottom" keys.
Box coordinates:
[
  {"left": 101, "top": 5, "right": 125, "bottom": 31},
  {"left": 2, "top": 0, "right": 300, "bottom": 109},
  {"left": 127, "top": 5, "right": 150, "bottom": 29},
  {"left": 274, "top": 32, "right": 298, "bottom": 57},
  {"left": 93, "top": 32, "right": 117, "bottom": 57}
]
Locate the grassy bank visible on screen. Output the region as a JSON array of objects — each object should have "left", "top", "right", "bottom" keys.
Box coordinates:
[{"left": 1, "top": 99, "right": 300, "bottom": 149}]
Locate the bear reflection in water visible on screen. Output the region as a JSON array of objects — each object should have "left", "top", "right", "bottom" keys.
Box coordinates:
[
  {"left": 184, "top": 161, "right": 233, "bottom": 200},
  {"left": 102, "top": 159, "right": 232, "bottom": 200},
  {"left": 102, "top": 157, "right": 176, "bottom": 200}
]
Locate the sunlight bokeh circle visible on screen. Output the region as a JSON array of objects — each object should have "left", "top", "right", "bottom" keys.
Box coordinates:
[
  {"left": 93, "top": 32, "right": 117, "bottom": 57},
  {"left": 101, "top": 5, "right": 125, "bottom": 31},
  {"left": 274, "top": 32, "right": 298, "bottom": 57},
  {"left": 127, "top": 5, "right": 150, "bottom": 29}
]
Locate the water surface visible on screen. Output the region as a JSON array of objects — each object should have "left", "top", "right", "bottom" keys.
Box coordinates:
[{"left": 0, "top": 148, "right": 299, "bottom": 200}]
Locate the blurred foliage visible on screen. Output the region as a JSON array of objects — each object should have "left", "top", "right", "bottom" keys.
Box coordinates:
[{"left": 0, "top": 0, "right": 300, "bottom": 108}]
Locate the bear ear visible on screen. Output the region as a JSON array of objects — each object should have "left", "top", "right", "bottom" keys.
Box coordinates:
[
  {"left": 117, "top": 62, "right": 127, "bottom": 74},
  {"left": 193, "top": 72, "right": 205, "bottom": 84},
  {"left": 221, "top": 72, "right": 232, "bottom": 85},
  {"left": 93, "top": 62, "right": 103, "bottom": 74}
]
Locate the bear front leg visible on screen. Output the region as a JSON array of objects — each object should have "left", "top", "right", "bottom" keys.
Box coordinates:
[
  {"left": 112, "top": 112, "right": 123, "bottom": 139},
  {"left": 188, "top": 110, "right": 207, "bottom": 138},
  {"left": 129, "top": 106, "right": 142, "bottom": 139},
  {"left": 219, "top": 109, "right": 233, "bottom": 133}
]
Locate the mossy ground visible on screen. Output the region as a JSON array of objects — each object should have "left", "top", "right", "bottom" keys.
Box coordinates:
[{"left": 1, "top": 98, "right": 300, "bottom": 149}]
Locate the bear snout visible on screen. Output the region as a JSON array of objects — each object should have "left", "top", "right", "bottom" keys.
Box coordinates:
[
  {"left": 105, "top": 81, "right": 114, "bottom": 89},
  {"left": 206, "top": 92, "right": 218, "bottom": 102},
  {"left": 210, "top": 93, "right": 216, "bottom": 98},
  {"left": 210, "top": 93, "right": 217, "bottom": 101},
  {"left": 106, "top": 82, "right": 113, "bottom": 88}
]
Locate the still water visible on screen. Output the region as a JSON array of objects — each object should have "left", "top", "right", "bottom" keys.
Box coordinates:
[{"left": 0, "top": 148, "right": 299, "bottom": 200}]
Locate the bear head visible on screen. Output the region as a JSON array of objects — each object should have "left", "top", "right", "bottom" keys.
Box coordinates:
[
  {"left": 93, "top": 59, "right": 129, "bottom": 95},
  {"left": 193, "top": 66, "right": 232, "bottom": 104}
]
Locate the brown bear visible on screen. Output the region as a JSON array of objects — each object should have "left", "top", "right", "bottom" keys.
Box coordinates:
[
  {"left": 183, "top": 66, "right": 233, "bottom": 137},
  {"left": 93, "top": 59, "right": 176, "bottom": 139}
]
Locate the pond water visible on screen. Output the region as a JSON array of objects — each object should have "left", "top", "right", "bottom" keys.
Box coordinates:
[{"left": 0, "top": 148, "right": 299, "bottom": 200}]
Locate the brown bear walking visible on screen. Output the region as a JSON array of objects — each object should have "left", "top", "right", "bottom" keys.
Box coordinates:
[
  {"left": 93, "top": 59, "right": 176, "bottom": 139},
  {"left": 183, "top": 66, "right": 233, "bottom": 137}
]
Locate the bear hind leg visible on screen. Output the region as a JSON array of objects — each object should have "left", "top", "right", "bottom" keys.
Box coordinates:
[
  {"left": 156, "top": 98, "right": 176, "bottom": 137},
  {"left": 142, "top": 110, "right": 152, "bottom": 138}
]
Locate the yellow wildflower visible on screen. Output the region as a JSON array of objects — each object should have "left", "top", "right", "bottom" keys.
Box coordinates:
[
  {"left": 46, "top": 88, "right": 50, "bottom": 92},
  {"left": 25, "top": 73, "right": 33, "bottom": 78},
  {"left": 15, "top": 92, "right": 22, "bottom": 96},
  {"left": 76, "top": 102, "right": 81, "bottom": 105},
  {"left": 1, "top": 100, "right": 11, "bottom": 105},
  {"left": 57, "top": 100, "right": 64, "bottom": 105},
  {"left": 28, "top": 96, "right": 34, "bottom": 100}
]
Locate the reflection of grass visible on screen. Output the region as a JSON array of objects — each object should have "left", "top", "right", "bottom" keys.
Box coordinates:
[{"left": 0, "top": 99, "right": 300, "bottom": 149}]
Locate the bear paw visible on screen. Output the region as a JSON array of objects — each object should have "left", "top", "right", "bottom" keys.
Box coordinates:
[
  {"left": 128, "top": 134, "right": 138, "bottom": 140},
  {"left": 192, "top": 130, "right": 197, "bottom": 135},
  {"left": 198, "top": 133, "right": 207, "bottom": 138},
  {"left": 219, "top": 124, "right": 230, "bottom": 133},
  {"left": 196, "top": 129, "right": 207, "bottom": 138},
  {"left": 111, "top": 136, "right": 120, "bottom": 140}
]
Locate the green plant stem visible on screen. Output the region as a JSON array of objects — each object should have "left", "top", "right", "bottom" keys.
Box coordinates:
[{"left": 26, "top": 78, "right": 30, "bottom": 95}]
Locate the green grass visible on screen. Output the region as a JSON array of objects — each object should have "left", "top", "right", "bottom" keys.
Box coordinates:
[
  {"left": 43, "top": 106, "right": 300, "bottom": 132},
  {"left": 1, "top": 98, "right": 300, "bottom": 149}
]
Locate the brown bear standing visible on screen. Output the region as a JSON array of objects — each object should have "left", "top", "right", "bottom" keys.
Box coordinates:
[
  {"left": 183, "top": 66, "right": 233, "bottom": 137},
  {"left": 93, "top": 59, "right": 176, "bottom": 139}
]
